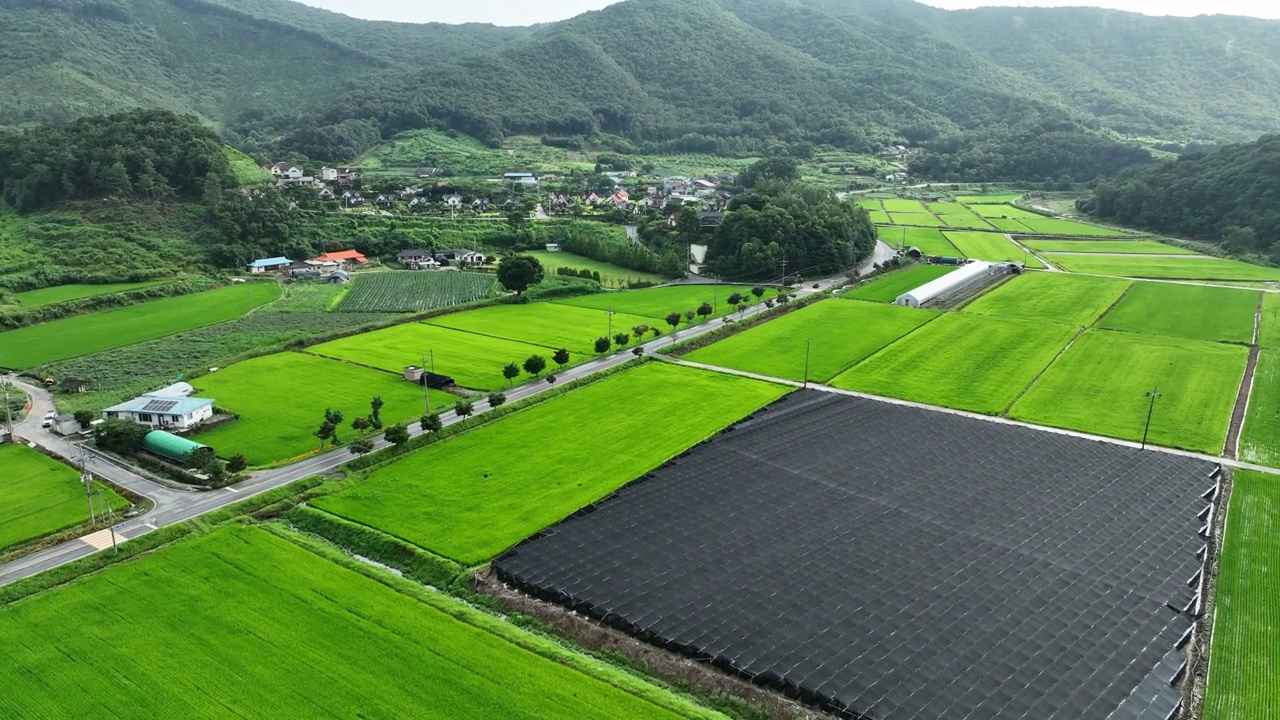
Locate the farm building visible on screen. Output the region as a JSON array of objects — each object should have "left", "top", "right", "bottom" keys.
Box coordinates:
[
  {"left": 314, "top": 250, "right": 368, "bottom": 266},
  {"left": 141, "top": 431, "right": 210, "bottom": 464},
  {"left": 102, "top": 392, "right": 215, "bottom": 431},
  {"left": 246, "top": 257, "right": 291, "bottom": 274},
  {"left": 398, "top": 249, "right": 441, "bottom": 270},
  {"left": 894, "top": 261, "right": 1011, "bottom": 308}
]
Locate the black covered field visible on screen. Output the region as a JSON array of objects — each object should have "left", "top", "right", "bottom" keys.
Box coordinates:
[{"left": 496, "top": 391, "right": 1221, "bottom": 720}]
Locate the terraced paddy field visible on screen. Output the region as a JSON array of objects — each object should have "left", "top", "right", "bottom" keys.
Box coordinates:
[
  {"left": 939, "top": 215, "right": 995, "bottom": 230},
  {"left": 0, "top": 443, "right": 128, "bottom": 553},
  {"left": 685, "top": 299, "right": 938, "bottom": 382},
  {"left": 831, "top": 313, "right": 1078, "bottom": 415},
  {"left": 881, "top": 198, "right": 929, "bottom": 212},
  {"left": 11, "top": 280, "right": 174, "bottom": 308},
  {"left": 843, "top": 264, "right": 956, "bottom": 302},
  {"left": 1017, "top": 219, "right": 1129, "bottom": 236},
  {"left": 1260, "top": 293, "right": 1280, "bottom": 348},
  {"left": 875, "top": 227, "right": 960, "bottom": 256},
  {"left": 944, "top": 231, "right": 1047, "bottom": 268},
  {"left": 867, "top": 209, "right": 891, "bottom": 224},
  {"left": 970, "top": 204, "right": 1042, "bottom": 220},
  {"left": 1046, "top": 255, "right": 1280, "bottom": 281},
  {"left": 986, "top": 218, "right": 1033, "bottom": 233},
  {"left": 955, "top": 194, "right": 1022, "bottom": 204},
  {"left": 554, "top": 284, "right": 755, "bottom": 322},
  {"left": 523, "top": 250, "right": 664, "bottom": 288},
  {"left": 426, "top": 302, "right": 654, "bottom": 354},
  {"left": 0, "top": 525, "right": 721, "bottom": 720},
  {"left": 313, "top": 363, "right": 787, "bottom": 564},
  {"left": 963, "top": 272, "right": 1131, "bottom": 326},
  {"left": 0, "top": 283, "right": 281, "bottom": 369},
  {"left": 1009, "top": 330, "right": 1246, "bottom": 453},
  {"left": 193, "top": 353, "right": 429, "bottom": 465},
  {"left": 1020, "top": 239, "right": 1198, "bottom": 255},
  {"left": 1099, "top": 283, "right": 1258, "bottom": 344},
  {"left": 1239, "top": 351, "right": 1280, "bottom": 467},
  {"left": 926, "top": 202, "right": 969, "bottom": 214},
  {"left": 889, "top": 212, "right": 945, "bottom": 227},
  {"left": 1202, "top": 471, "right": 1280, "bottom": 720},
  {"left": 309, "top": 322, "right": 547, "bottom": 391}
]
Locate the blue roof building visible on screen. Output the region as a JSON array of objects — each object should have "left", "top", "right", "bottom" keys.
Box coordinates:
[
  {"left": 103, "top": 393, "right": 216, "bottom": 431},
  {"left": 246, "top": 256, "right": 291, "bottom": 273}
]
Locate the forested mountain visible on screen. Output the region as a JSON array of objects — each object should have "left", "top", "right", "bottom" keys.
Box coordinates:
[{"left": 1079, "top": 135, "right": 1280, "bottom": 260}]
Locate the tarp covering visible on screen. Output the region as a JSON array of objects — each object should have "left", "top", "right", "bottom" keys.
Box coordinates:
[
  {"left": 142, "top": 431, "right": 208, "bottom": 463},
  {"left": 496, "top": 391, "right": 1212, "bottom": 720}
]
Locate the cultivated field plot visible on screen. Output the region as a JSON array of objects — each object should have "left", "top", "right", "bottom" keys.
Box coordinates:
[
  {"left": 855, "top": 199, "right": 883, "bottom": 210},
  {"left": 1017, "top": 218, "right": 1128, "bottom": 236},
  {"left": 867, "top": 209, "right": 891, "bottom": 225},
  {"left": 970, "top": 204, "right": 1041, "bottom": 219},
  {"left": 193, "top": 352, "right": 427, "bottom": 465},
  {"left": 426, "top": 302, "right": 655, "bottom": 354},
  {"left": 956, "top": 193, "right": 1022, "bottom": 204},
  {"left": 554, "top": 284, "right": 755, "bottom": 322},
  {"left": 831, "top": 313, "right": 1077, "bottom": 414},
  {"left": 313, "top": 363, "right": 787, "bottom": 564},
  {"left": 842, "top": 264, "right": 956, "bottom": 303},
  {"left": 496, "top": 391, "right": 1213, "bottom": 720},
  {"left": 939, "top": 214, "right": 995, "bottom": 230},
  {"left": 881, "top": 198, "right": 929, "bottom": 212},
  {"left": 963, "top": 272, "right": 1131, "bottom": 326},
  {"left": 0, "top": 284, "right": 281, "bottom": 369},
  {"left": 1239, "top": 351, "right": 1280, "bottom": 467},
  {"left": 1047, "top": 255, "right": 1280, "bottom": 281},
  {"left": 1259, "top": 293, "right": 1280, "bottom": 348},
  {"left": 0, "top": 525, "right": 718, "bottom": 720},
  {"left": 1010, "top": 330, "right": 1246, "bottom": 453},
  {"left": 888, "top": 212, "right": 945, "bottom": 227},
  {"left": 943, "top": 231, "right": 1047, "bottom": 268},
  {"left": 875, "top": 227, "right": 959, "bottom": 256},
  {"left": 986, "top": 218, "right": 1033, "bottom": 233},
  {"left": 335, "top": 271, "right": 493, "bottom": 313},
  {"left": 523, "top": 250, "right": 664, "bottom": 287},
  {"left": 309, "top": 322, "right": 548, "bottom": 391},
  {"left": 0, "top": 443, "right": 128, "bottom": 553},
  {"left": 11, "top": 280, "right": 173, "bottom": 308},
  {"left": 1203, "top": 471, "right": 1280, "bottom": 720},
  {"left": 926, "top": 202, "right": 969, "bottom": 214},
  {"left": 686, "top": 299, "right": 938, "bottom": 382},
  {"left": 1020, "top": 239, "right": 1198, "bottom": 255},
  {"left": 1099, "top": 283, "right": 1258, "bottom": 344}
]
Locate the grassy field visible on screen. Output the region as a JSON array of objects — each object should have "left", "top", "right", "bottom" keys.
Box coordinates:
[
  {"left": 426, "top": 302, "right": 655, "bottom": 354},
  {"left": 867, "top": 209, "right": 892, "bottom": 224},
  {"left": 963, "top": 272, "right": 1131, "bottom": 326},
  {"left": 843, "top": 264, "right": 958, "bottom": 303},
  {"left": 0, "top": 443, "right": 128, "bottom": 553},
  {"left": 1009, "top": 330, "right": 1246, "bottom": 453},
  {"left": 336, "top": 271, "right": 493, "bottom": 313},
  {"left": 889, "top": 212, "right": 945, "bottom": 227},
  {"left": 1017, "top": 218, "right": 1129, "bottom": 236},
  {"left": 876, "top": 227, "right": 960, "bottom": 256},
  {"left": 939, "top": 214, "right": 996, "bottom": 231},
  {"left": 1020, "top": 239, "right": 1198, "bottom": 255},
  {"left": 1202, "top": 471, "right": 1280, "bottom": 720},
  {"left": 956, "top": 193, "right": 1022, "bottom": 204},
  {"left": 523, "top": 250, "right": 665, "bottom": 288},
  {"left": 831, "top": 313, "right": 1078, "bottom": 414},
  {"left": 970, "top": 204, "right": 1041, "bottom": 219},
  {"left": 686, "top": 299, "right": 938, "bottom": 382},
  {"left": 309, "top": 322, "right": 550, "bottom": 391},
  {"left": 0, "top": 525, "right": 721, "bottom": 719},
  {"left": 193, "top": 353, "right": 430, "bottom": 465},
  {"left": 1240, "top": 351, "right": 1280, "bottom": 467},
  {"left": 1259, "top": 293, "right": 1280, "bottom": 348},
  {"left": 223, "top": 146, "right": 272, "bottom": 185},
  {"left": 12, "top": 280, "right": 173, "bottom": 308},
  {"left": 554, "top": 284, "right": 755, "bottom": 321},
  {"left": 986, "top": 218, "right": 1033, "bottom": 233},
  {"left": 1046, "top": 255, "right": 1280, "bottom": 281},
  {"left": 314, "top": 363, "right": 788, "bottom": 564},
  {"left": 1099, "top": 283, "right": 1258, "bottom": 344},
  {"left": 0, "top": 283, "right": 281, "bottom": 369},
  {"left": 944, "top": 231, "right": 1047, "bottom": 268},
  {"left": 882, "top": 198, "right": 929, "bottom": 212}
]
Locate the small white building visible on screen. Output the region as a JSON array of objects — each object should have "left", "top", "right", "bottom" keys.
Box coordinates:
[
  {"left": 894, "top": 261, "right": 995, "bottom": 308},
  {"left": 545, "top": 243, "right": 561, "bottom": 252},
  {"left": 102, "top": 393, "right": 215, "bottom": 431}
]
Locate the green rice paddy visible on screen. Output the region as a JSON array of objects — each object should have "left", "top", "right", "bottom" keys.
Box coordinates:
[
  {"left": 523, "top": 250, "right": 664, "bottom": 288},
  {"left": 11, "top": 280, "right": 174, "bottom": 308},
  {"left": 1099, "top": 283, "right": 1259, "bottom": 344},
  {"left": 867, "top": 209, "right": 892, "bottom": 224},
  {"left": 963, "top": 272, "right": 1131, "bottom": 326},
  {"left": 1020, "top": 239, "right": 1198, "bottom": 255},
  {"left": 881, "top": 198, "right": 929, "bottom": 212},
  {"left": 843, "top": 264, "right": 957, "bottom": 303},
  {"left": 1009, "top": 330, "right": 1246, "bottom": 453},
  {"left": 1239, "top": 351, "right": 1280, "bottom": 467},
  {"left": 939, "top": 215, "right": 996, "bottom": 230},
  {"left": 314, "top": 363, "right": 788, "bottom": 564},
  {"left": 426, "top": 302, "right": 655, "bottom": 354},
  {"left": 1046, "top": 255, "right": 1280, "bottom": 281},
  {"left": 955, "top": 194, "right": 1022, "bottom": 204},
  {"left": 889, "top": 212, "right": 946, "bottom": 227},
  {"left": 1258, "top": 293, "right": 1280, "bottom": 348},
  {"left": 554, "top": 284, "right": 756, "bottom": 322},
  {"left": 0, "top": 443, "right": 128, "bottom": 553},
  {"left": 875, "top": 227, "right": 960, "bottom": 256},
  {"left": 970, "top": 205, "right": 1041, "bottom": 220},
  {"left": 944, "top": 232, "right": 1047, "bottom": 268},
  {"left": 1017, "top": 218, "right": 1128, "bottom": 236}
]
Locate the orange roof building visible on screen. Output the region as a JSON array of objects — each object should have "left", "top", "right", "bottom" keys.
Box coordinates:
[{"left": 314, "top": 250, "right": 368, "bottom": 264}]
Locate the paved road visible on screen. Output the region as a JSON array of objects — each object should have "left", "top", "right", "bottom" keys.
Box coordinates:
[{"left": 0, "top": 278, "right": 842, "bottom": 587}]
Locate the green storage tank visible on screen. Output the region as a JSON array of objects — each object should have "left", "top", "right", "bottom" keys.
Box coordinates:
[{"left": 142, "top": 431, "right": 209, "bottom": 463}]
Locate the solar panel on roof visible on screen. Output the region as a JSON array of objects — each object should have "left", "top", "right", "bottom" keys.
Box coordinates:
[{"left": 141, "top": 399, "right": 179, "bottom": 413}]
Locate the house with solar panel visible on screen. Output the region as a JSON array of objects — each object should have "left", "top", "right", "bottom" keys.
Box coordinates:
[{"left": 101, "top": 383, "right": 215, "bottom": 431}]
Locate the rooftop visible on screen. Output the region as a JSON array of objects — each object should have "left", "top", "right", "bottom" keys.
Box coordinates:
[
  {"left": 314, "top": 250, "right": 368, "bottom": 263},
  {"left": 104, "top": 394, "right": 214, "bottom": 416},
  {"left": 247, "top": 257, "right": 290, "bottom": 268}
]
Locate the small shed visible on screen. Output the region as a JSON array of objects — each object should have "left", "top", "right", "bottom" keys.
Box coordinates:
[
  {"left": 419, "top": 372, "right": 455, "bottom": 390},
  {"left": 545, "top": 243, "right": 561, "bottom": 252},
  {"left": 150, "top": 382, "right": 195, "bottom": 398},
  {"left": 142, "top": 431, "right": 209, "bottom": 464},
  {"left": 404, "top": 366, "right": 424, "bottom": 382},
  {"left": 53, "top": 415, "right": 81, "bottom": 436}
]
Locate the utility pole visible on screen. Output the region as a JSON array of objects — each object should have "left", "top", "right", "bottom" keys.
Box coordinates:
[
  {"left": 1141, "top": 386, "right": 1162, "bottom": 450},
  {"left": 780, "top": 255, "right": 788, "bottom": 282},
  {"left": 0, "top": 377, "right": 14, "bottom": 443},
  {"left": 804, "top": 337, "right": 813, "bottom": 389},
  {"left": 79, "top": 450, "right": 97, "bottom": 528},
  {"left": 607, "top": 308, "right": 615, "bottom": 340},
  {"left": 422, "top": 350, "right": 436, "bottom": 413}
]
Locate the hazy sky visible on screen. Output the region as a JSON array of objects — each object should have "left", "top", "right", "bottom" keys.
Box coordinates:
[{"left": 295, "top": 0, "right": 1280, "bottom": 25}]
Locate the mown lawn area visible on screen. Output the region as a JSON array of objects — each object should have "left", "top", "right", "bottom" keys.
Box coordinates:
[
  {"left": 831, "top": 313, "right": 1078, "bottom": 415},
  {"left": 969, "top": 204, "right": 1041, "bottom": 219},
  {"left": 313, "top": 363, "right": 788, "bottom": 564},
  {"left": 425, "top": 302, "right": 655, "bottom": 354},
  {"left": 0, "top": 525, "right": 721, "bottom": 720},
  {"left": 523, "top": 250, "right": 664, "bottom": 288},
  {"left": 1047, "top": 255, "right": 1280, "bottom": 281},
  {"left": 1020, "top": 239, "right": 1198, "bottom": 255},
  {"left": 0, "top": 444, "right": 128, "bottom": 553},
  {"left": 1240, "top": 351, "right": 1280, "bottom": 467},
  {"left": 956, "top": 193, "right": 1022, "bottom": 204},
  {"left": 964, "top": 272, "right": 1131, "bottom": 326},
  {"left": 0, "top": 283, "right": 281, "bottom": 369},
  {"left": 192, "top": 353, "right": 429, "bottom": 465},
  {"left": 944, "top": 231, "right": 1047, "bottom": 268},
  {"left": 1202, "top": 471, "right": 1280, "bottom": 720},
  {"left": 875, "top": 227, "right": 960, "bottom": 256},
  {"left": 939, "top": 215, "right": 996, "bottom": 231},
  {"left": 1259, "top": 293, "right": 1280, "bottom": 348},
  {"left": 881, "top": 198, "right": 929, "bottom": 212},
  {"left": 1009, "top": 330, "right": 1246, "bottom": 453},
  {"left": 686, "top": 299, "right": 938, "bottom": 382},
  {"left": 554, "top": 284, "right": 755, "bottom": 321},
  {"left": 1099, "top": 283, "right": 1258, "bottom": 344},
  {"left": 888, "top": 212, "right": 945, "bottom": 227},
  {"left": 1017, "top": 218, "right": 1128, "bottom": 236},
  {"left": 12, "top": 280, "right": 174, "bottom": 308},
  {"left": 842, "top": 264, "right": 957, "bottom": 303},
  {"left": 308, "top": 323, "right": 551, "bottom": 392}
]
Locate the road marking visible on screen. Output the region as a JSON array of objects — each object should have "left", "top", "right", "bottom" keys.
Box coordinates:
[
  {"left": 80, "top": 529, "right": 120, "bottom": 551},
  {"left": 224, "top": 486, "right": 239, "bottom": 493}
]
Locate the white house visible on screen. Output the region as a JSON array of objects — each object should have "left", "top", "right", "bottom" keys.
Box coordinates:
[
  {"left": 266, "top": 163, "right": 313, "bottom": 184},
  {"left": 102, "top": 393, "right": 216, "bottom": 431},
  {"left": 319, "top": 167, "right": 339, "bottom": 181},
  {"left": 246, "top": 257, "right": 291, "bottom": 274}
]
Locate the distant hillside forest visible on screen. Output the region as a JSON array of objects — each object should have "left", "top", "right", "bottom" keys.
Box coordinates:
[
  {"left": 1078, "top": 135, "right": 1280, "bottom": 261},
  {"left": 5, "top": 0, "right": 1280, "bottom": 181}
]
